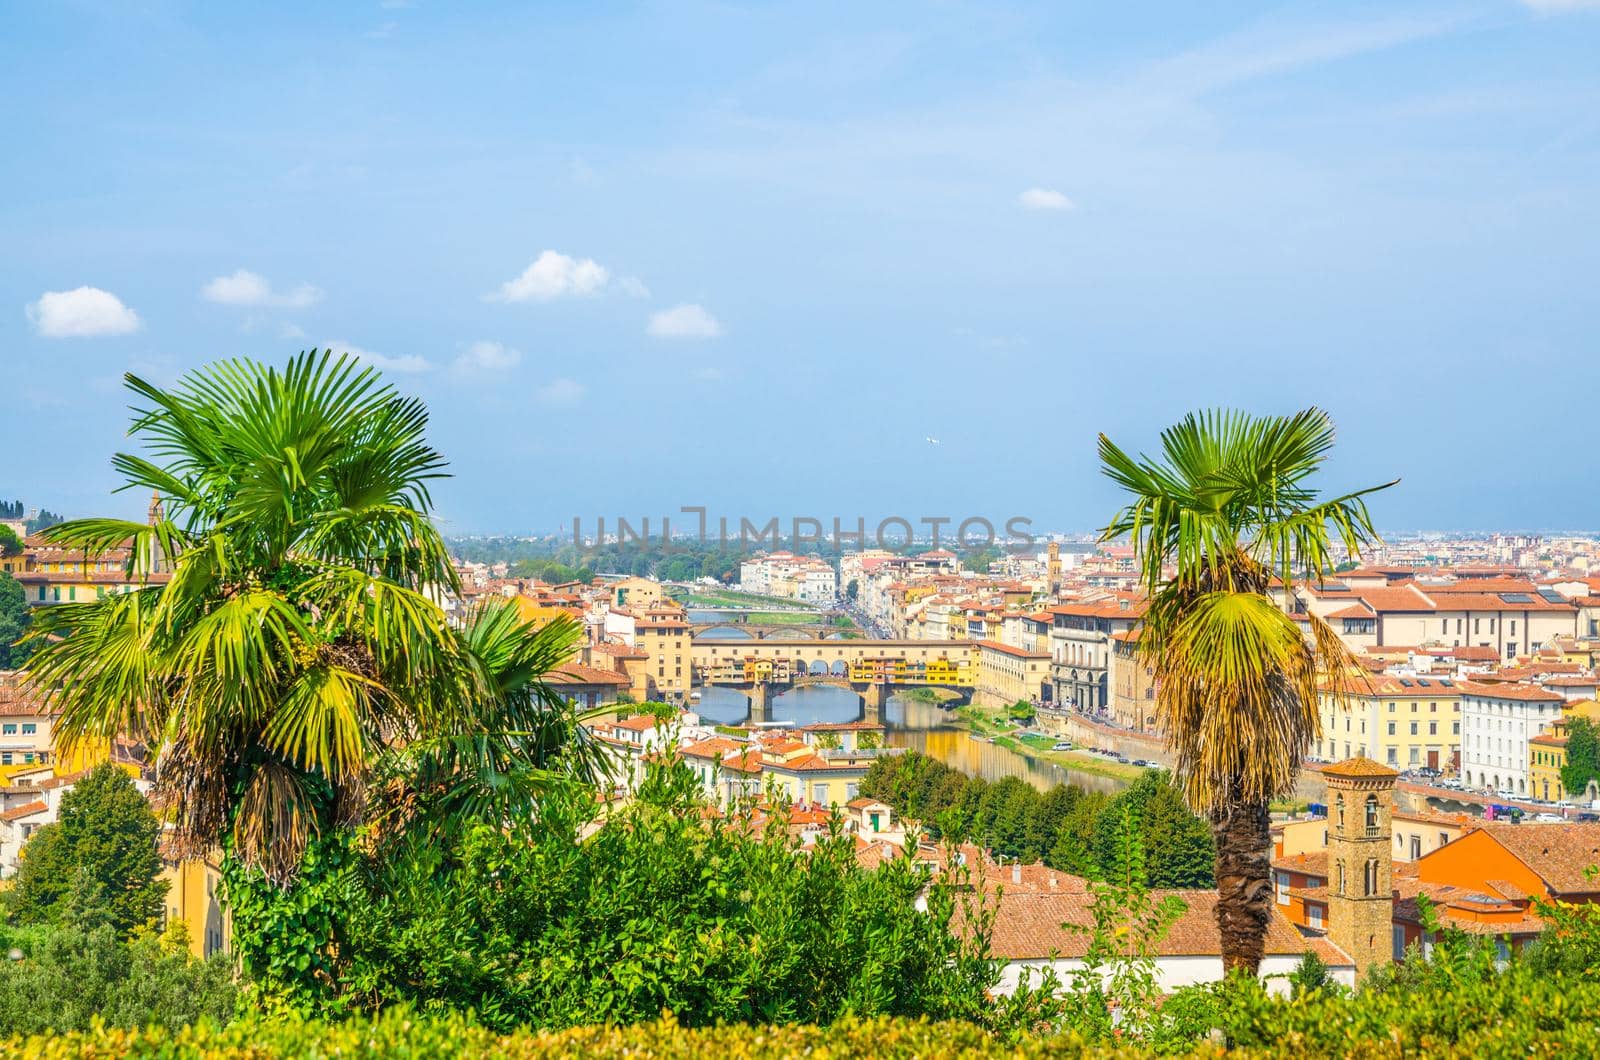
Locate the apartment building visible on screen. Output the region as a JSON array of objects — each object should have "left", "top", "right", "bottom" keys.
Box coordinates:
[
  {"left": 1459, "top": 681, "right": 1566, "bottom": 794},
  {"left": 1315, "top": 675, "right": 1463, "bottom": 772}
]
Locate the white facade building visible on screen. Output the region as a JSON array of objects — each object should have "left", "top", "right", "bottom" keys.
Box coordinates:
[{"left": 1459, "top": 682, "right": 1566, "bottom": 795}]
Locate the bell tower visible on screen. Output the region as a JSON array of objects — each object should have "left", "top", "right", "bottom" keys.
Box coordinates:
[
  {"left": 1324, "top": 756, "right": 1397, "bottom": 978},
  {"left": 1046, "top": 540, "right": 1061, "bottom": 595}
]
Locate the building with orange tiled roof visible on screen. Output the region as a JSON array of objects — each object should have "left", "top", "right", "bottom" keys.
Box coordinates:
[{"left": 974, "top": 886, "right": 1354, "bottom": 997}]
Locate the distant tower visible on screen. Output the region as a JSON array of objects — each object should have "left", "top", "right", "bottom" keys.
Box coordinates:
[
  {"left": 1047, "top": 541, "right": 1061, "bottom": 595},
  {"left": 146, "top": 491, "right": 165, "bottom": 573},
  {"left": 1324, "top": 757, "right": 1397, "bottom": 978}
]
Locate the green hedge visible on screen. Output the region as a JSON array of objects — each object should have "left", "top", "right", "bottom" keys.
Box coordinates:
[{"left": 8, "top": 980, "right": 1600, "bottom": 1060}]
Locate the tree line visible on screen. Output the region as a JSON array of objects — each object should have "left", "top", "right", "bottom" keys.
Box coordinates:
[{"left": 858, "top": 751, "right": 1216, "bottom": 888}]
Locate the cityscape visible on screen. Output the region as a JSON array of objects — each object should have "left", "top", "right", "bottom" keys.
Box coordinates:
[{"left": 5, "top": 1, "right": 1600, "bottom": 1056}]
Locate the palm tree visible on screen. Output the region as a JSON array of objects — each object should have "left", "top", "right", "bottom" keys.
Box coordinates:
[
  {"left": 1098, "top": 408, "right": 1393, "bottom": 975},
  {"left": 25, "top": 351, "right": 605, "bottom": 884}
]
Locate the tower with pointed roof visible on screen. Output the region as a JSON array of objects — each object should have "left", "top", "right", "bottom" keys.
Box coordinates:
[{"left": 1324, "top": 756, "right": 1397, "bottom": 977}]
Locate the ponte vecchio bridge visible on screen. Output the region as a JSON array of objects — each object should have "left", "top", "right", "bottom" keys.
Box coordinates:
[{"left": 691, "top": 638, "right": 978, "bottom": 724}]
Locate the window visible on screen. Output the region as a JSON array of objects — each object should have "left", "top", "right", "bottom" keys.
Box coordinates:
[
  {"left": 0, "top": 724, "right": 14, "bottom": 735},
  {"left": 1364, "top": 858, "right": 1379, "bottom": 896},
  {"left": 1336, "top": 859, "right": 1346, "bottom": 895},
  {"left": 1439, "top": 832, "right": 1449, "bottom": 847},
  {"left": 1308, "top": 906, "right": 1324, "bottom": 929},
  {"left": 1410, "top": 835, "right": 1422, "bottom": 859},
  {"left": 1335, "top": 793, "right": 1345, "bottom": 832},
  {"left": 1410, "top": 722, "right": 1418, "bottom": 735},
  {"left": 1429, "top": 721, "right": 1437, "bottom": 735},
  {"left": 1387, "top": 721, "right": 1396, "bottom": 736},
  {"left": 1276, "top": 872, "right": 1290, "bottom": 905},
  {"left": 812, "top": 783, "right": 828, "bottom": 805},
  {"left": 1365, "top": 794, "right": 1380, "bottom": 836}
]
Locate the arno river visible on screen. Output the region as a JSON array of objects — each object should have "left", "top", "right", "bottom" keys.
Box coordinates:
[
  {"left": 689, "top": 608, "right": 1129, "bottom": 795},
  {"left": 692, "top": 681, "right": 1130, "bottom": 797}
]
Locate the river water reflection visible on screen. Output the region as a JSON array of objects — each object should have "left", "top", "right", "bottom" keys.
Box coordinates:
[{"left": 693, "top": 684, "right": 1128, "bottom": 796}]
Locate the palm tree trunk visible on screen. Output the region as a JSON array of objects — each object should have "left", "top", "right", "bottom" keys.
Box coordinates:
[{"left": 1210, "top": 794, "right": 1272, "bottom": 976}]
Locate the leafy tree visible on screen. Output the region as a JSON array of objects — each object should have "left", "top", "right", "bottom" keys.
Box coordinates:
[
  {"left": 1099, "top": 408, "right": 1392, "bottom": 974},
  {"left": 1561, "top": 717, "right": 1600, "bottom": 801},
  {"left": 0, "top": 525, "right": 22, "bottom": 557},
  {"left": 845, "top": 579, "right": 859, "bottom": 601},
  {"left": 1092, "top": 770, "right": 1215, "bottom": 887},
  {"left": 9, "top": 765, "right": 167, "bottom": 935},
  {"left": 0, "top": 573, "right": 30, "bottom": 669},
  {"left": 0, "top": 915, "right": 234, "bottom": 1034}
]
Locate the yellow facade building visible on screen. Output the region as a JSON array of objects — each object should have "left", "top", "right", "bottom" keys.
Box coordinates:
[{"left": 1316, "top": 676, "right": 1463, "bottom": 773}]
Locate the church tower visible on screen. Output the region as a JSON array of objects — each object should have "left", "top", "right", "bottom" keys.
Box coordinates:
[
  {"left": 1046, "top": 540, "right": 1061, "bottom": 595},
  {"left": 1324, "top": 756, "right": 1397, "bottom": 978}
]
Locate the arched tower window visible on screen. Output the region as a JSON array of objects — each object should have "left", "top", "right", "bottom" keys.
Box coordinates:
[
  {"left": 1335, "top": 793, "right": 1345, "bottom": 833},
  {"left": 1364, "top": 858, "right": 1379, "bottom": 896},
  {"left": 1335, "top": 859, "right": 1346, "bottom": 895},
  {"left": 1365, "top": 794, "right": 1380, "bottom": 836}
]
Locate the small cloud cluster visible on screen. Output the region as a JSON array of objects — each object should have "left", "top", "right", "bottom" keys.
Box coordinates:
[
  {"left": 647, "top": 303, "right": 722, "bottom": 339},
  {"left": 488, "top": 250, "right": 718, "bottom": 338},
  {"left": 27, "top": 286, "right": 141, "bottom": 338},
  {"left": 488, "top": 250, "right": 610, "bottom": 302},
  {"left": 201, "top": 269, "right": 323, "bottom": 309},
  {"left": 325, "top": 339, "right": 431, "bottom": 374},
  {"left": 452, "top": 339, "right": 521, "bottom": 374},
  {"left": 1018, "top": 187, "right": 1074, "bottom": 211}
]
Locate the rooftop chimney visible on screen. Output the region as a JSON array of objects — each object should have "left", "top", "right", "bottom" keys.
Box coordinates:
[{"left": 1012, "top": 863, "right": 1022, "bottom": 884}]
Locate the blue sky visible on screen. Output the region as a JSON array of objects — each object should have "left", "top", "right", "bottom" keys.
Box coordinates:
[{"left": 5, "top": 1, "right": 1599, "bottom": 535}]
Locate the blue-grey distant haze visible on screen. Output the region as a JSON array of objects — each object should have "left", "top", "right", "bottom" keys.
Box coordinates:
[{"left": 4, "top": 1, "right": 1598, "bottom": 532}]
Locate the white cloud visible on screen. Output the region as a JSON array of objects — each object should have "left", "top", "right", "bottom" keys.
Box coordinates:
[
  {"left": 536, "top": 377, "right": 586, "bottom": 405},
  {"left": 619, "top": 276, "right": 651, "bottom": 298},
  {"left": 487, "top": 251, "right": 610, "bottom": 302},
  {"left": 1018, "top": 187, "right": 1074, "bottom": 211},
  {"left": 647, "top": 303, "right": 723, "bottom": 339},
  {"left": 201, "top": 269, "right": 323, "bottom": 309},
  {"left": 452, "top": 340, "right": 522, "bottom": 374},
  {"left": 281, "top": 322, "right": 307, "bottom": 340},
  {"left": 325, "top": 339, "right": 432, "bottom": 374},
  {"left": 27, "top": 286, "right": 141, "bottom": 338},
  {"left": 1521, "top": 0, "right": 1600, "bottom": 10}
]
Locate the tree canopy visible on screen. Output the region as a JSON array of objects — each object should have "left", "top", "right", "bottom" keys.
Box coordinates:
[{"left": 8, "top": 764, "right": 167, "bottom": 935}]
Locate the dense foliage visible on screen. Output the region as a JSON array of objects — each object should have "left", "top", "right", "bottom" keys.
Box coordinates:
[
  {"left": 0, "top": 572, "right": 31, "bottom": 668},
  {"left": 13, "top": 958, "right": 1600, "bottom": 1060},
  {"left": 0, "top": 912, "right": 234, "bottom": 1035},
  {"left": 8, "top": 765, "right": 166, "bottom": 935},
  {"left": 243, "top": 762, "right": 999, "bottom": 1028},
  {"left": 1560, "top": 716, "right": 1600, "bottom": 800},
  {"left": 858, "top": 752, "right": 1214, "bottom": 886}
]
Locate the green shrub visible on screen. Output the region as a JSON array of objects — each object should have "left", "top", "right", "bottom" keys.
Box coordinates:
[
  {"left": 0, "top": 920, "right": 235, "bottom": 1036},
  {"left": 239, "top": 763, "right": 1002, "bottom": 1029}
]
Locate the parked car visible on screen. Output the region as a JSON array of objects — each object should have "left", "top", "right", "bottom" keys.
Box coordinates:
[
  {"left": 1051, "top": 742, "right": 1072, "bottom": 752},
  {"left": 1132, "top": 759, "right": 1152, "bottom": 768},
  {"left": 1496, "top": 789, "right": 1520, "bottom": 801},
  {"left": 1534, "top": 813, "right": 1564, "bottom": 823}
]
